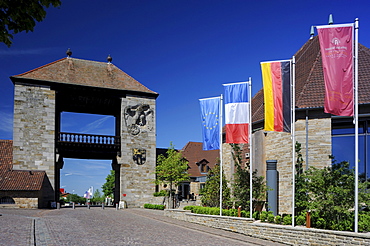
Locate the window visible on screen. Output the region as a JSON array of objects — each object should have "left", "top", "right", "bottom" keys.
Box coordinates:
[
  {"left": 0, "top": 196, "right": 15, "bottom": 204},
  {"left": 197, "top": 160, "right": 209, "bottom": 174},
  {"left": 200, "top": 163, "right": 206, "bottom": 173},
  {"left": 332, "top": 118, "right": 370, "bottom": 179}
]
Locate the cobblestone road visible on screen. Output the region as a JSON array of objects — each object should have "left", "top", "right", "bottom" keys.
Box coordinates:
[{"left": 0, "top": 207, "right": 287, "bottom": 246}]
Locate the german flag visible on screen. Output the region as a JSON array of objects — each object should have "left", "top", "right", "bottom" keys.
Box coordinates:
[{"left": 261, "top": 60, "right": 291, "bottom": 133}]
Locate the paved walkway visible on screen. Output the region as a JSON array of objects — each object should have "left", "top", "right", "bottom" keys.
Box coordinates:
[{"left": 0, "top": 207, "right": 288, "bottom": 246}]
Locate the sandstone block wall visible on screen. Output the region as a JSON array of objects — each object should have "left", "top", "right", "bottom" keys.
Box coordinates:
[
  {"left": 255, "top": 118, "right": 332, "bottom": 214},
  {"left": 165, "top": 210, "right": 370, "bottom": 246},
  {"left": 221, "top": 143, "right": 234, "bottom": 189},
  {"left": 119, "top": 95, "right": 157, "bottom": 207},
  {"left": 295, "top": 118, "right": 332, "bottom": 169},
  {"left": 12, "top": 84, "right": 56, "bottom": 189},
  {"left": 0, "top": 191, "right": 40, "bottom": 208}
]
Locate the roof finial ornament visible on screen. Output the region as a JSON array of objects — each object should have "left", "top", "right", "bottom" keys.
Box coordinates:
[
  {"left": 310, "top": 26, "right": 315, "bottom": 40},
  {"left": 107, "top": 54, "right": 112, "bottom": 64},
  {"left": 66, "top": 48, "right": 72, "bottom": 57},
  {"left": 328, "top": 14, "right": 334, "bottom": 25}
]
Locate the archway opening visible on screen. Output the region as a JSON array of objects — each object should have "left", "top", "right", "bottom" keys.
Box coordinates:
[{"left": 59, "top": 112, "right": 117, "bottom": 206}]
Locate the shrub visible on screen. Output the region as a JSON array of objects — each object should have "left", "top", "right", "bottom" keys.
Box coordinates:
[
  {"left": 296, "top": 214, "right": 306, "bottom": 226},
  {"left": 193, "top": 206, "right": 201, "bottom": 214},
  {"left": 359, "top": 212, "right": 370, "bottom": 232},
  {"left": 183, "top": 205, "right": 196, "bottom": 211},
  {"left": 194, "top": 206, "right": 208, "bottom": 215},
  {"left": 240, "top": 210, "right": 249, "bottom": 218},
  {"left": 153, "top": 190, "right": 167, "bottom": 197},
  {"left": 283, "top": 215, "right": 292, "bottom": 225},
  {"left": 222, "top": 209, "right": 229, "bottom": 216},
  {"left": 209, "top": 207, "right": 220, "bottom": 215},
  {"left": 228, "top": 209, "right": 238, "bottom": 217},
  {"left": 310, "top": 211, "right": 320, "bottom": 228},
  {"left": 181, "top": 206, "right": 253, "bottom": 218},
  {"left": 144, "top": 203, "right": 165, "bottom": 210},
  {"left": 315, "top": 218, "right": 326, "bottom": 229},
  {"left": 267, "top": 213, "right": 275, "bottom": 223},
  {"left": 260, "top": 211, "right": 268, "bottom": 222},
  {"left": 274, "top": 215, "right": 282, "bottom": 224},
  {"left": 252, "top": 211, "right": 260, "bottom": 220}
]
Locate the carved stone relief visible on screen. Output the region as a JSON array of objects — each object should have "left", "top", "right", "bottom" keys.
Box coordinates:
[{"left": 124, "top": 104, "right": 154, "bottom": 135}]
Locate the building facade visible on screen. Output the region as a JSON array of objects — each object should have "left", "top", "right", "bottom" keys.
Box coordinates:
[{"left": 249, "top": 36, "right": 370, "bottom": 214}]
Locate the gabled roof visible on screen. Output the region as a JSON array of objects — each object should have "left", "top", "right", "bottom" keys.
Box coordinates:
[
  {"left": 0, "top": 140, "right": 45, "bottom": 191},
  {"left": 252, "top": 36, "right": 370, "bottom": 122},
  {"left": 10, "top": 57, "right": 158, "bottom": 96},
  {"left": 181, "top": 142, "right": 219, "bottom": 177}
]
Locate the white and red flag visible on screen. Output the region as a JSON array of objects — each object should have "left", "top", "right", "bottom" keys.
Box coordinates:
[
  {"left": 223, "top": 82, "right": 249, "bottom": 143},
  {"left": 317, "top": 23, "right": 354, "bottom": 116}
]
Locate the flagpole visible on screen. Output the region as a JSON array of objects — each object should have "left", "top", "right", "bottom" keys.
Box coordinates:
[
  {"left": 219, "top": 94, "right": 223, "bottom": 216},
  {"left": 354, "top": 18, "right": 359, "bottom": 233},
  {"left": 248, "top": 77, "right": 253, "bottom": 219},
  {"left": 292, "top": 56, "right": 296, "bottom": 227}
]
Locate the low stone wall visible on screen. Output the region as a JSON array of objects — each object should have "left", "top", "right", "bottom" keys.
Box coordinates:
[
  {"left": 0, "top": 198, "right": 38, "bottom": 209},
  {"left": 0, "top": 191, "right": 40, "bottom": 208},
  {"left": 164, "top": 209, "right": 370, "bottom": 246}
]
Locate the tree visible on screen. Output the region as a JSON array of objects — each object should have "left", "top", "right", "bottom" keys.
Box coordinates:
[
  {"left": 155, "top": 143, "right": 190, "bottom": 209},
  {"left": 200, "top": 163, "right": 231, "bottom": 208},
  {"left": 231, "top": 143, "right": 267, "bottom": 212},
  {"left": 0, "top": 0, "right": 61, "bottom": 47},
  {"left": 101, "top": 170, "right": 115, "bottom": 197},
  {"left": 90, "top": 189, "right": 104, "bottom": 205},
  {"left": 66, "top": 193, "right": 86, "bottom": 205},
  {"left": 295, "top": 142, "right": 309, "bottom": 215},
  {"left": 298, "top": 156, "right": 370, "bottom": 231}
]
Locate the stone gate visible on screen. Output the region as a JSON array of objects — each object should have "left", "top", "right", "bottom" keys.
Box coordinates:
[{"left": 10, "top": 54, "right": 158, "bottom": 207}]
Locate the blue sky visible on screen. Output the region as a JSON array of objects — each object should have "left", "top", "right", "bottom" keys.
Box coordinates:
[{"left": 1, "top": 0, "right": 370, "bottom": 196}]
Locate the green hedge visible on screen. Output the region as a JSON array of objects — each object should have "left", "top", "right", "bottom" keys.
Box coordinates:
[
  {"left": 183, "top": 205, "right": 250, "bottom": 217},
  {"left": 153, "top": 190, "right": 167, "bottom": 197},
  {"left": 144, "top": 203, "right": 165, "bottom": 210},
  {"left": 183, "top": 206, "right": 294, "bottom": 226}
]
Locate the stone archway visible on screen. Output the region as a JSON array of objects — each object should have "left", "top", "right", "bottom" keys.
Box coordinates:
[{"left": 10, "top": 56, "right": 158, "bottom": 207}]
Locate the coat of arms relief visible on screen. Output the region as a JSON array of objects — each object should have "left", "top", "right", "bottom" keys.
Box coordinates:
[{"left": 124, "top": 104, "right": 154, "bottom": 136}]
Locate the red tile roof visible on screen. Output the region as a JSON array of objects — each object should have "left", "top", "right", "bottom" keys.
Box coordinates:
[
  {"left": 252, "top": 36, "right": 370, "bottom": 122},
  {"left": 0, "top": 140, "right": 45, "bottom": 191},
  {"left": 0, "top": 140, "right": 12, "bottom": 170},
  {"left": 10, "top": 57, "right": 158, "bottom": 96},
  {"left": 0, "top": 169, "right": 45, "bottom": 191},
  {"left": 181, "top": 142, "right": 219, "bottom": 177}
]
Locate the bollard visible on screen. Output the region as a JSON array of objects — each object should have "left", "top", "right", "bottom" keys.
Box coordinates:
[
  {"left": 57, "top": 202, "right": 60, "bottom": 210},
  {"left": 306, "top": 211, "right": 311, "bottom": 228},
  {"left": 102, "top": 203, "right": 104, "bottom": 209},
  {"left": 238, "top": 206, "right": 241, "bottom": 217},
  {"left": 116, "top": 203, "right": 119, "bottom": 210},
  {"left": 72, "top": 202, "right": 75, "bottom": 210}
]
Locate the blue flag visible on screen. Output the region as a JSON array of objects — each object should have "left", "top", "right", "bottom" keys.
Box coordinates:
[{"left": 199, "top": 97, "right": 220, "bottom": 150}]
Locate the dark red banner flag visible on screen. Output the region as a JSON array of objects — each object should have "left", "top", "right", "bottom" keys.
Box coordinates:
[{"left": 317, "top": 24, "right": 354, "bottom": 116}]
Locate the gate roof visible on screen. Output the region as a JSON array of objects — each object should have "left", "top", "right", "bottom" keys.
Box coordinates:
[{"left": 10, "top": 57, "right": 158, "bottom": 97}]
